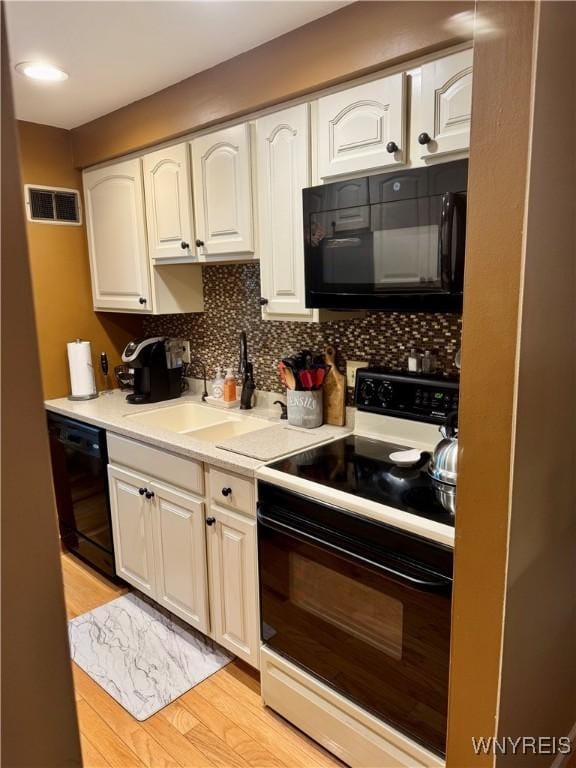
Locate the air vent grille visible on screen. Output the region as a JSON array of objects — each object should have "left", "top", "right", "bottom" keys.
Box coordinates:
[{"left": 25, "top": 185, "right": 82, "bottom": 225}]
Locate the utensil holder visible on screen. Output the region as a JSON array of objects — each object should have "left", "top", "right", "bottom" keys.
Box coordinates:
[{"left": 287, "top": 390, "right": 323, "bottom": 429}]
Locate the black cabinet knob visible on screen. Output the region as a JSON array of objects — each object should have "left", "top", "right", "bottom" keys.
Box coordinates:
[
  {"left": 206, "top": 516, "right": 216, "bottom": 526},
  {"left": 180, "top": 241, "right": 189, "bottom": 250},
  {"left": 418, "top": 132, "right": 432, "bottom": 145},
  {"left": 221, "top": 487, "right": 232, "bottom": 497},
  {"left": 145, "top": 490, "right": 155, "bottom": 500},
  {"left": 139, "top": 297, "right": 147, "bottom": 305},
  {"left": 259, "top": 297, "right": 269, "bottom": 306},
  {"left": 138, "top": 487, "right": 147, "bottom": 496},
  {"left": 195, "top": 239, "right": 205, "bottom": 248},
  {"left": 386, "top": 141, "right": 399, "bottom": 154}
]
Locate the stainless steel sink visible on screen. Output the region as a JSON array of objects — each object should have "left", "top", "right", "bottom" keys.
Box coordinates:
[{"left": 123, "top": 402, "right": 234, "bottom": 433}]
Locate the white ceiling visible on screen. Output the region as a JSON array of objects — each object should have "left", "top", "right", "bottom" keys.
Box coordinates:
[{"left": 5, "top": 1, "right": 348, "bottom": 129}]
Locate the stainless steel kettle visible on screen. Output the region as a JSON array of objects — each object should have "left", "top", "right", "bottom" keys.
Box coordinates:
[{"left": 429, "top": 412, "right": 458, "bottom": 486}]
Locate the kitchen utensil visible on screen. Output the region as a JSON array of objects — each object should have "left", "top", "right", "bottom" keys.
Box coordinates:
[
  {"left": 313, "top": 367, "right": 328, "bottom": 388},
  {"left": 299, "top": 370, "right": 315, "bottom": 390},
  {"left": 100, "top": 351, "right": 113, "bottom": 395},
  {"left": 322, "top": 346, "right": 346, "bottom": 426},
  {"left": 432, "top": 478, "right": 456, "bottom": 515},
  {"left": 389, "top": 448, "right": 423, "bottom": 467},
  {"left": 428, "top": 411, "right": 458, "bottom": 485},
  {"left": 283, "top": 367, "right": 297, "bottom": 391}
]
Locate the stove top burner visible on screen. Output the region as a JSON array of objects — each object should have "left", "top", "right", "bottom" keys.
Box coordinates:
[{"left": 268, "top": 434, "right": 454, "bottom": 527}]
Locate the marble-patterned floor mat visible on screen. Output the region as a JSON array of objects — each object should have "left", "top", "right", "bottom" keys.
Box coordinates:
[{"left": 68, "top": 592, "right": 233, "bottom": 720}]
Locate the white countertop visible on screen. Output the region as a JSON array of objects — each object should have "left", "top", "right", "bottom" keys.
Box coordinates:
[{"left": 44, "top": 389, "right": 350, "bottom": 478}]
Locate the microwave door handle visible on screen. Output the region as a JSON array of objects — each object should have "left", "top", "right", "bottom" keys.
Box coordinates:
[
  {"left": 439, "top": 192, "right": 456, "bottom": 289},
  {"left": 258, "top": 509, "right": 451, "bottom": 593}
]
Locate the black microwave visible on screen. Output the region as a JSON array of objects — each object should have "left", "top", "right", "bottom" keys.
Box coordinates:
[{"left": 303, "top": 159, "right": 467, "bottom": 312}]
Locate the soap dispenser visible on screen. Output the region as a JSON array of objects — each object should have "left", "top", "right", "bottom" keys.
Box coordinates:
[
  {"left": 224, "top": 368, "right": 237, "bottom": 402},
  {"left": 212, "top": 367, "right": 225, "bottom": 400}
]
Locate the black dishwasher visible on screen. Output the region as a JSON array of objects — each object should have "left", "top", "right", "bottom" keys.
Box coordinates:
[{"left": 47, "top": 413, "right": 117, "bottom": 581}]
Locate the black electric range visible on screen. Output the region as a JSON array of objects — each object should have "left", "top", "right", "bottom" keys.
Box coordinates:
[
  {"left": 268, "top": 368, "right": 459, "bottom": 528},
  {"left": 267, "top": 432, "right": 455, "bottom": 527}
]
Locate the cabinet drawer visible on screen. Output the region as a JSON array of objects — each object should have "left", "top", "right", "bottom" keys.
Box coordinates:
[
  {"left": 208, "top": 466, "right": 255, "bottom": 516},
  {"left": 108, "top": 433, "right": 203, "bottom": 496}
]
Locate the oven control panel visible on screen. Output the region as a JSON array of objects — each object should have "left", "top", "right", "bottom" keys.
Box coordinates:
[{"left": 354, "top": 368, "right": 459, "bottom": 424}]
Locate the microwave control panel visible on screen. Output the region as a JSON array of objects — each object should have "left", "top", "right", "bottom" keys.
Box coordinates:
[{"left": 355, "top": 369, "right": 459, "bottom": 424}]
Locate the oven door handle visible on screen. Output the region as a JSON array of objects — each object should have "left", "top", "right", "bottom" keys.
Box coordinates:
[{"left": 257, "top": 509, "right": 451, "bottom": 593}]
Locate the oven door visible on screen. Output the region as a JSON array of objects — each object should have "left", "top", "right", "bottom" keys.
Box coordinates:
[{"left": 257, "top": 484, "right": 452, "bottom": 756}]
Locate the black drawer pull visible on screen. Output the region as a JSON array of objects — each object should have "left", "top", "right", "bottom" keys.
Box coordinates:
[
  {"left": 206, "top": 516, "right": 216, "bottom": 526},
  {"left": 138, "top": 487, "right": 147, "bottom": 496},
  {"left": 145, "top": 490, "right": 155, "bottom": 500},
  {"left": 221, "top": 487, "right": 232, "bottom": 497}
]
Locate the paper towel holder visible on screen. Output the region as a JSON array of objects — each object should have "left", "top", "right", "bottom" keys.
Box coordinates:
[{"left": 67, "top": 338, "right": 99, "bottom": 401}]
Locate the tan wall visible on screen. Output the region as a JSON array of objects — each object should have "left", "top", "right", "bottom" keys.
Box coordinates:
[
  {"left": 497, "top": 2, "right": 576, "bottom": 763},
  {"left": 70, "top": 0, "right": 473, "bottom": 168},
  {"left": 18, "top": 121, "right": 141, "bottom": 399},
  {"left": 446, "top": 3, "right": 536, "bottom": 765},
  {"left": 1, "top": 10, "right": 82, "bottom": 767}
]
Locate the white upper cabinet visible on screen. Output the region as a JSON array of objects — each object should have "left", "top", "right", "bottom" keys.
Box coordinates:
[
  {"left": 417, "top": 49, "right": 473, "bottom": 160},
  {"left": 84, "top": 158, "right": 151, "bottom": 312},
  {"left": 190, "top": 123, "right": 254, "bottom": 258},
  {"left": 255, "top": 104, "right": 312, "bottom": 318},
  {"left": 317, "top": 73, "right": 406, "bottom": 180},
  {"left": 143, "top": 143, "right": 195, "bottom": 261}
]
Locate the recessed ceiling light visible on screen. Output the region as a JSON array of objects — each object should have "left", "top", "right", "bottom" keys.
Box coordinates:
[{"left": 15, "top": 61, "right": 68, "bottom": 82}]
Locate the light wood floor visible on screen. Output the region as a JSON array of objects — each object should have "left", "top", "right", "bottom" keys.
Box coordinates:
[{"left": 62, "top": 553, "right": 343, "bottom": 768}]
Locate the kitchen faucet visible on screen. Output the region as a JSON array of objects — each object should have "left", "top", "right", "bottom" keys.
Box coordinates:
[{"left": 238, "top": 331, "right": 255, "bottom": 410}]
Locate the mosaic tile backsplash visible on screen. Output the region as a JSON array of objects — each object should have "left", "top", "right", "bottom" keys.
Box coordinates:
[{"left": 143, "top": 263, "right": 462, "bottom": 394}]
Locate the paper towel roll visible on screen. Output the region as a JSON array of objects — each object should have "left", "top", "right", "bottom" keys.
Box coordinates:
[{"left": 67, "top": 340, "right": 96, "bottom": 398}]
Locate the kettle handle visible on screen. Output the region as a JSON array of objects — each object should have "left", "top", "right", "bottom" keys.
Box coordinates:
[{"left": 445, "top": 410, "right": 458, "bottom": 438}]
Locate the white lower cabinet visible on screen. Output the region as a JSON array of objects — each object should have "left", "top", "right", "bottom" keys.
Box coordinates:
[
  {"left": 108, "top": 465, "right": 209, "bottom": 630},
  {"left": 108, "top": 443, "right": 260, "bottom": 668},
  {"left": 152, "top": 481, "right": 209, "bottom": 633},
  {"left": 108, "top": 465, "right": 157, "bottom": 597},
  {"left": 207, "top": 506, "right": 259, "bottom": 668}
]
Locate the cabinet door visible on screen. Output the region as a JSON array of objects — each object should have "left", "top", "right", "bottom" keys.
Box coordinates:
[
  {"left": 207, "top": 506, "right": 259, "bottom": 668},
  {"left": 151, "top": 481, "right": 209, "bottom": 633},
  {"left": 83, "top": 159, "right": 151, "bottom": 311},
  {"left": 317, "top": 73, "right": 406, "bottom": 179},
  {"left": 419, "top": 49, "right": 473, "bottom": 160},
  {"left": 108, "top": 465, "right": 155, "bottom": 596},
  {"left": 143, "top": 143, "right": 195, "bottom": 261},
  {"left": 256, "top": 104, "right": 312, "bottom": 318},
  {"left": 190, "top": 124, "right": 254, "bottom": 257}
]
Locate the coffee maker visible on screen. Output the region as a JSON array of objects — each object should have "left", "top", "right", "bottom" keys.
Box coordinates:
[{"left": 121, "top": 337, "right": 183, "bottom": 404}]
